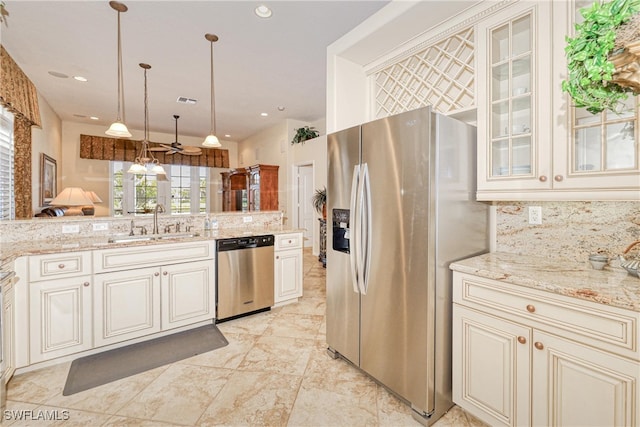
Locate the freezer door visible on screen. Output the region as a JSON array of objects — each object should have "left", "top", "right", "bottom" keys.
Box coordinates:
[
  {"left": 326, "top": 125, "right": 361, "bottom": 366},
  {"left": 359, "top": 107, "right": 434, "bottom": 413}
]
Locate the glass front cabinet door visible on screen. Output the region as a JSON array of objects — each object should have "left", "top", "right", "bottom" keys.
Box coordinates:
[{"left": 477, "top": 1, "right": 553, "bottom": 199}]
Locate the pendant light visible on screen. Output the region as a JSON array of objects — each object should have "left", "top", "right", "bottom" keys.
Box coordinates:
[
  {"left": 127, "top": 63, "right": 166, "bottom": 176},
  {"left": 202, "top": 33, "right": 221, "bottom": 147},
  {"left": 106, "top": 1, "right": 132, "bottom": 138}
]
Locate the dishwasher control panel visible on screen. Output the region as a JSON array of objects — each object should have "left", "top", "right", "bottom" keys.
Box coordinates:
[{"left": 216, "top": 234, "right": 275, "bottom": 251}]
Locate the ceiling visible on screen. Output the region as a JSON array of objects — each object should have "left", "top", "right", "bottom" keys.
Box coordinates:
[{"left": 1, "top": 1, "right": 390, "bottom": 142}]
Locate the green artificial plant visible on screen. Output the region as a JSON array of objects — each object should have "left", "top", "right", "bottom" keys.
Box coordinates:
[
  {"left": 291, "top": 126, "right": 319, "bottom": 145},
  {"left": 562, "top": 0, "right": 640, "bottom": 114}
]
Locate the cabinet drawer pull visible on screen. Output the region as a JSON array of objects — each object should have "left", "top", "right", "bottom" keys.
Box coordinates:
[
  {"left": 58, "top": 263, "right": 65, "bottom": 269},
  {"left": 276, "top": 256, "right": 280, "bottom": 259},
  {"left": 534, "top": 342, "right": 544, "bottom": 350},
  {"left": 517, "top": 336, "right": 527, "bottom": 344},
  {"left": 163, "top": 271, "right": 168, "bottom": 276},
  {"left": 539, "top": 175, "right": 547, "bottom": 182},
  {"left": 288, "top": 240, "right": 292, "bottom": 243},
  {"left": 154, "top": 272, "right": 160, "bottom": 277},
  {"left": 554, "top": 175, "right": 564, "bottom": 182},
  {"left": 83, "top": 282, "right": 90, "bottom": 287},
  {"left": 526, "top": 304, "right": 535, "bottom": 313}
]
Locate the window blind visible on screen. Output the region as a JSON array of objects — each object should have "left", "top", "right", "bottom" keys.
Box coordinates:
[{"left": 0, "top": 107, "right": 14, "bottom": 220}]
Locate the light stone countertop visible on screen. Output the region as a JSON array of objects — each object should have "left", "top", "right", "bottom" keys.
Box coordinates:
[
  {"left": 0, "top": 226, "right": 303, "bottom": 266},
  {"left": 450, "top": 252, "right": 640, "bottom": 313}
]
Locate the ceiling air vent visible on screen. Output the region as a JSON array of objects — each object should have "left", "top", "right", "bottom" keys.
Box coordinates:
[{"left": 176, "top": 97, "right": 198, "bottom": 105}]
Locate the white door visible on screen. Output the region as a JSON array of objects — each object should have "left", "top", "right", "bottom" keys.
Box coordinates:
[{"left": 297, "top": 164, "right": 314, "bottom": 248}]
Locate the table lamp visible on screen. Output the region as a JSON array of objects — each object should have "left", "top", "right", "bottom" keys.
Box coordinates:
[
  {"left": 82, "top": 190, "right": 103, "bottom": 216},
  {"left": 50, "top": 187, "right": 93, "bottom": 216}
]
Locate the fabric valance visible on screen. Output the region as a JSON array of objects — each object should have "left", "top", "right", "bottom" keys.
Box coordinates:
[
  {"left": 0, "top": 45, "right": 41, "bottom": 127},
  {"left": 79, "top": 134, "right": 230, "bottom": 168}
]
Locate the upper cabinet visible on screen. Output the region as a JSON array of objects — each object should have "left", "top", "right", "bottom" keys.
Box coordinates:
[
  {"left": 477, "top": 0, "right": 640, "bottom": 201},
  {"left": 477, "top": 1, "right": 553, "bottom": 198}
]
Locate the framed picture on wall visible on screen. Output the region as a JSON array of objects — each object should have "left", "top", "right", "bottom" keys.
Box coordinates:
[{"left": 40, "top": 153, "right": 57, "bottom": 206}]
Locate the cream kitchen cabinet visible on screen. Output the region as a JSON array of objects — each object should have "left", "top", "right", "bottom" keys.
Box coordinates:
[
  {"left": 453, "top": 271, "right": 640, "bottom": 427},
  {"left": 3, "top": 275, "right": 15, "bottom": 382},
  {"left": 93, "top": 266, "right": 161, "bottom": 347},
  {"left": 477, "top": 1, "right": 640, "bottom": 200},
  {"left": 274, "top": 232, "right": 303, "bottom": 305},
  {"left": 29, "top": 275, "right": 93, "bottom": 364},
  {"left": 24, "top": 251, "right": 93, "bottom": 364},
  {"left": 93, "top": 241, "right": 215, "bottom": 346}
]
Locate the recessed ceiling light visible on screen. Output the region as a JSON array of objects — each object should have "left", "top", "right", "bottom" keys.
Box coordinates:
[
  {"left": 261, "top": 112, "right": 268, "bottom": 117},
  {"left": 48, "top": 71, "right": 68, "bottom": 79},
  {"left": 254, "top": 5, "right": 272, "bottom": 18},
  {"left": 225, "top": 134, "right": 231, "bottom": 138},
  {"left": 90, "top": 116, "right": 99, "bottom": 120},
  {"left": 73, "top": 76, "right": 88, "bottom": 82}
]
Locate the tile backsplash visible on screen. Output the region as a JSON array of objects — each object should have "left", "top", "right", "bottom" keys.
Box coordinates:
[
  {"left": 0, "top": 211, "right": 283, "bottom": 243},
  {"left": 495, "top": 201, "right": 640, "bottom": 265}
]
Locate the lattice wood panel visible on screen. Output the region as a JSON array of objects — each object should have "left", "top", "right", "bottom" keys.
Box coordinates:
[{"left": 374, "top": 27, "right": 475, "bottom": 118}]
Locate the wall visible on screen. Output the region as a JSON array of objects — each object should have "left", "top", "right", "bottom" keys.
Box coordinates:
[
  {"left": 30, "top": 94, "right": 62, "bottom": 214},
  {"left": 60, "top": 121, "right": 239, "bottom": 217}
]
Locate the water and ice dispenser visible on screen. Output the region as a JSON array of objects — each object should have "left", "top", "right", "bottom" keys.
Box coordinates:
[{"left": 332, "top": 208, "right": 350, "bottom": 253}]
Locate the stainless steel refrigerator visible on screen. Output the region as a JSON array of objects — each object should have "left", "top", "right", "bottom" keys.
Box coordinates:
[{"left": 326, "top": 106, "right": 488, "bottom": 425}]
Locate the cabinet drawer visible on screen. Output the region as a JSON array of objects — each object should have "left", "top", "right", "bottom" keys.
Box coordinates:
[
  {"left": 453, "top": 273, "right": 640, "bottom": 359},
  {"left": 275, "top": 233, "right": 302, "bottom": 250},
  {"left": 29, "top": 251, "right": 91, "bottom": 281},
  {"left": 94, "top": 241, "right": 214, "bottom": 273}
]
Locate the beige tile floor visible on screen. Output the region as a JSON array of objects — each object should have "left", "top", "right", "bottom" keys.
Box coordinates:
[{"left": 5, "top": 249, "right": 487, "bottom": 426}]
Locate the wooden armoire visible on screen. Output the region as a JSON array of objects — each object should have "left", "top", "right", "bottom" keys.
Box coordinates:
[{"left": 221, "top": 164, "right": 279, "bottom": 211}]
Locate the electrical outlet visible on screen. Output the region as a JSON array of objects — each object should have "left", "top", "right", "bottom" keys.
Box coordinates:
[
  {"left": 243, "top": 216, "right": 253, "bottom": 223},
  {"left": 62, "top": 224, "right": 80, "bottom": 233},
  {"left": 93, "top": 223, "right": 109, "bottom": 231},
  {"left": 528, "top": 206, "right": 542, "bottom": 225}
]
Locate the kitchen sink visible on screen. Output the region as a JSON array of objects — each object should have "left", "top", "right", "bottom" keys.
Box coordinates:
[{"left": 107, "top": 232, "right": 200, "bottom": 243}]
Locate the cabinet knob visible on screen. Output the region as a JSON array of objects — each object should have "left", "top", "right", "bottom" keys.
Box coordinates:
[
  {"left": 58, "top": 263, "right": 65, "bottom": 269},
  {"left": 526, "top": 304, "right": 536, "bottom": 313},
  {"left": 83, "top": 282, "right": 90, "bottom": 287},
  {"left": 554, "top": 175, "right": 564, "bottom": 182},
  {"left": 534, "top": 342, "right": 544, "bottom": 350},
  {"left": 288, "top": 240, "right": 292, "bottom": 244},
  {"left": 163, "top": 271, "right": 168, "bottom": 276},
  {"left": 538, "top": 175, "right": 547, "bottom": 182},
  {"left": 154, "top": 272, "right": 160, "bottom": 277},
  {"left": 517, "top": 336, "right": 527, "bottom": 344},
  {"left": 276, "top": 256, "right": 280, "bottom": 260}
]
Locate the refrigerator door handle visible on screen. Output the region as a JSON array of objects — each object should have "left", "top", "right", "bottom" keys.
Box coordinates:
[
  {"left": 360, "top": 162, "right": 372, "bottom": 295},
  {"left": 349, "top": 164, "right": 361, "bottom": 294}
]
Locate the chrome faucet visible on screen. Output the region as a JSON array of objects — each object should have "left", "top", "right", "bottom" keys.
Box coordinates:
[{"left": 153, "top": 203, "right": 165, "bottom": 234}]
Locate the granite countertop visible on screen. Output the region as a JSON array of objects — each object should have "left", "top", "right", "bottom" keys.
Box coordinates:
[
  {"left": 0, "top": 226, "right": 303, "bottom": 266},
  {"left": 450, "top": 252, "right": 640, "bottom": 313}
]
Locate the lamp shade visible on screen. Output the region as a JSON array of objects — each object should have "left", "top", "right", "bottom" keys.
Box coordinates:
[
  {"left": 202, "top": 134, "right": 221, "bottom": 147},
  {"left": 84, "top": 191, "right": 103, "bottom": 204},
  {"left": 50, "top": 187, "right": 93, "bottom": 216},
  {"left": 105, "top": 121, "right": 132, "bottom": 138}
]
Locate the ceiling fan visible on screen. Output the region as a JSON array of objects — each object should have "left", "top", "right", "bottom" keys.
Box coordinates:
[{"left": 148, "top": 115, "right": 202, "bottom": 155}]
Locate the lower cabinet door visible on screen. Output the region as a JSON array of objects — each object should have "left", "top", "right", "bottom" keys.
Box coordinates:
[
  {"left": 161, "top": 260, "right": 215, "bottom": 330},
  {"left": 30, "top": 276, "right": 93, "bottom": 363},
  {"left": 532, "top": 331, "right": 639, "bottom": 427},
  {"left": 453, "top": 305, "right": 531, "bottom": 427},
  {"left": 274, "top": 249, "right": 303, "bottom": 304},
  {"left": 93, "top": 267, "right": 161, "bottom": 347}
]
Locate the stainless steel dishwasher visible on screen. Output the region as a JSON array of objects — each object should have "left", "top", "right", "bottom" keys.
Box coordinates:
[{"left": 216, "top": 235, "right": 275, "bottom": 321}]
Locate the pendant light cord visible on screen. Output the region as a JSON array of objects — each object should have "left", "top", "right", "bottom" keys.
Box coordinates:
[
  {"left": 117, "top": 9, "right": 125, "bottom": 123},
  {"left": 210, "top": 39, "right": 216, "bottom": 136}
]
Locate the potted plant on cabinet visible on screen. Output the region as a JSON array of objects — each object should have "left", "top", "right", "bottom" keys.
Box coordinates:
[
  {"left": 312, "top": 186, "right": 326, "bottom": 219},
  {"left": 291, "top": 126, "right": 319, "bottom": 145},
  {"left": 562, "top": 0, "right": 640, "bottom": 114}
]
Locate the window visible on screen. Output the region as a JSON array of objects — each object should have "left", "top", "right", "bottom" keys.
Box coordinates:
[
  {"left": 111, "top": 161, "right": 208, "bottom": 216},
  {"left": 0, "top": 106, "right": 14, "bottom": 221}
]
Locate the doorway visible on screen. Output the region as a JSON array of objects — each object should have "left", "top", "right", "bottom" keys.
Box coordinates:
[{"left": 295, "top": 163, "right": 314, "bottom": 249}]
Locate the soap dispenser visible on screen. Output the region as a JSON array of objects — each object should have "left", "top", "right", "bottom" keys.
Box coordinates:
[{"left": 204, "top": 214, "right": 211, "bottom": 231}]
